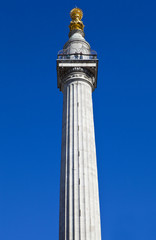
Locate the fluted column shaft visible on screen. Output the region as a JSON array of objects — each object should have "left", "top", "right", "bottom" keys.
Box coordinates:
[{"left": 59, "top": 77, "right": 101, "bottom": 240}]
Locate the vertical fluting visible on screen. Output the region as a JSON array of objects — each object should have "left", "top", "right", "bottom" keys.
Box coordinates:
[
  {"left": 83, "top": 84, "right": 90, "bottom": 240},
  {"left": 59, "top": 79, "right": 101, "bottom": 240},
  {"left": 69, "top": 84, "right": 73, "bottom": 240}
]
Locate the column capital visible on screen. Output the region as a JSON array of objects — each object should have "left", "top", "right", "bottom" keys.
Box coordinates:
[{"left": 57, "top": 58, "right": 98, "bottom": 92}]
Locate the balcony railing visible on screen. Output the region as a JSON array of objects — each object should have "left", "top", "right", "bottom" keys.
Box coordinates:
[{"left": 57, "top": 50, "right": 97, "bottom": 60}]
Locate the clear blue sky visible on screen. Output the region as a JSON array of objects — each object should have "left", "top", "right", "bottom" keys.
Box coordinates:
[{"left": 0, "top": 0, "right": 156, "bottom": 239}]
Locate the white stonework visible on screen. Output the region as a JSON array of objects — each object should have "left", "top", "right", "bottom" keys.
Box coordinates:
[{"left": 57, "top": 31, "right": 101, "bottom": 240}]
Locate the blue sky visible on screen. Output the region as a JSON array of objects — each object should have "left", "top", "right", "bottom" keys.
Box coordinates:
[{"left": 0, "top": 0, "right": 156, "bottom": 239}]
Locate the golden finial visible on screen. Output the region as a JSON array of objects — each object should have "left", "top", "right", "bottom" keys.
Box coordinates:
[{"left": 69, "top": 8, "right": 84, "bottom": 32}]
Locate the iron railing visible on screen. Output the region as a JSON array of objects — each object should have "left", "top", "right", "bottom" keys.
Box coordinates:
[{"left": 57, "top": 50, "right": 97, "bottom": 60}]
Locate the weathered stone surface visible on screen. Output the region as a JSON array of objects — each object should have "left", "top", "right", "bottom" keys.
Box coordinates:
[{"left": 59, "top": 78, "right": 101, "bottom": 240}]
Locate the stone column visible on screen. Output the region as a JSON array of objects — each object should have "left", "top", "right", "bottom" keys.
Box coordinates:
[{"left": 59, "top": 73, "right": 101, "bottom": 240}]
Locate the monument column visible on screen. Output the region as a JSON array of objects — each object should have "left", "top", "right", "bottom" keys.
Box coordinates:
[{"left": 57, "top": 8, "right": 101, "bottom": 240}]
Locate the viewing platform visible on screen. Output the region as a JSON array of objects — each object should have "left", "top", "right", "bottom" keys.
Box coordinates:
[{"left": 57, "top": 50, "right": 97, "bottom": 60}]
